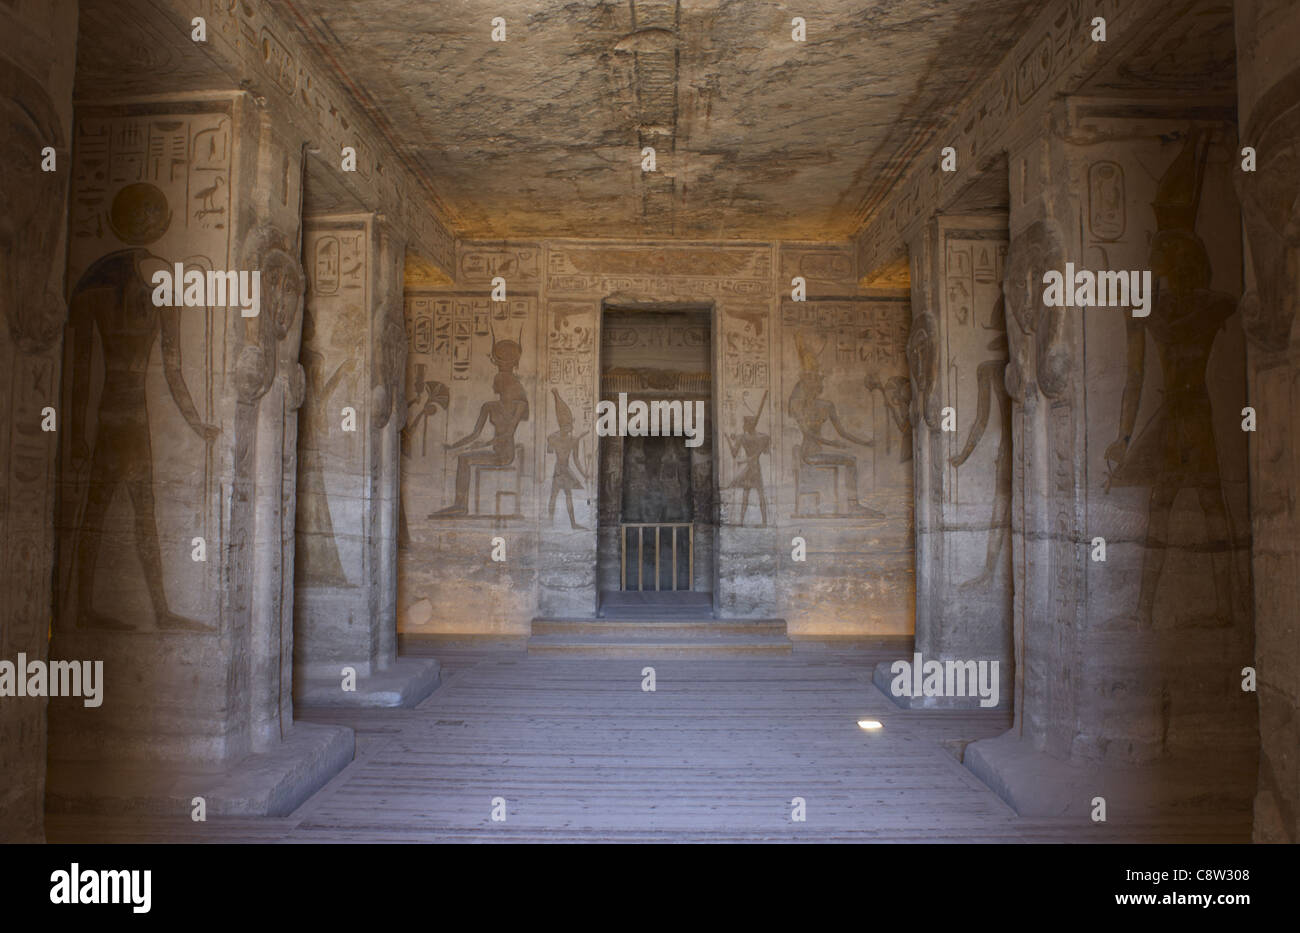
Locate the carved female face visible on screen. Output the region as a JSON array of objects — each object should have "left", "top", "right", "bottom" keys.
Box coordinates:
[
  {"left": 1002, "top": 218, "right": 1069, "bottom": 401},
  {"left": 906, "top": 312, "right": 938, "bottom": 427}
]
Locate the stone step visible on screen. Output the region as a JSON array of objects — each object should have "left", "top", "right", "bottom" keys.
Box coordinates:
[
  {"left": 527, "top": 618, "right": 792, "bottom": 657},
  {"left": 527, "top": 635, "right": 793, "bottom": 658},
  {"left": 532, "top": 618, "right": 787, "bottom": 637}
]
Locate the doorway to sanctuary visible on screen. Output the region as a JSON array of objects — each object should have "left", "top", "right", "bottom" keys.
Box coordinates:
[{"left": 595, "top": 305, "right": 717, "bottom": 618}]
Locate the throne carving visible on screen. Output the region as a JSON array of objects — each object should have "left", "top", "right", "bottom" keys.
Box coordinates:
[
  {"left": 792, "top": 444, "right": 839, "bottom": 517},
  {"left": 473, "top": 444, "right": 524, "bottom": 517}
]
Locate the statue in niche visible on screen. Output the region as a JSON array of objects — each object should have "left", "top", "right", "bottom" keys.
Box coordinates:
[
  {"left": 788, "top": 331, "right": 882, "bottom": 517},
  {"left": 296, "top": 304, "right": 357, "bottom": 587},
  {"left": 66, "top": 182, "right": 219, "bottom": 631},
  {"left": 725, "top": 390, "right": 770, "bottom": 526},
  {"left": 430, "top": 327, "right": 528, "bottom": 518},
  {"left": 621, "top": 440, "right": 651, "bottom": 518},
  {"left": 950, "top": 330, "right": 1013, "bottom": 589},
  {"left": 547, "top": 388, "right": 589, "bottom": 530},
  {"left": 1104, "top": 129, "right": 1237, "bottom": 626}
]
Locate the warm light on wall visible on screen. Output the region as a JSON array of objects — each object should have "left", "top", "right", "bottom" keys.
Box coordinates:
[{"left": 857, "top": 719, "right": 883, "bottom": 731}]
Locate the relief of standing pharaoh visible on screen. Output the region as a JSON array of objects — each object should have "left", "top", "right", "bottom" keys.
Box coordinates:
[
  {"left": 1104, "top": 129, "right": 1238, "bottom": 626},
  {"left": 66, "top": 182, "right": 219, "bottom": 631},
  {"left": 430, "top": 327, "right": 528, "bottom": 517},
  {"left": 725, "top": 390, "right": 770, "bottom": 526},
  {"left": 547, "top": 388, "right": 588, "bottom": 529}
]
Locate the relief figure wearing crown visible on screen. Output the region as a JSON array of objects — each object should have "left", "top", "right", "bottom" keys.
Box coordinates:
[
  {"left": 1104, "top": 128, "right": 1238, "bottom": 626},
  {"left": 430, "top": 327, "right": 529, "bottom": 517}
]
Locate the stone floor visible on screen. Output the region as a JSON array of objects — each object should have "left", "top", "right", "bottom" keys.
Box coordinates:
[{"left": 46, "top": 645, "right": 1251, "bottom": 843}]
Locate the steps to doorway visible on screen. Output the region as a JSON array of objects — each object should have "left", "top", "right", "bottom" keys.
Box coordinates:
[
  {"left": 597, "top": 590, "right": 713, "bottom": 620},
  {"left": 528, "top": 618, "right": 792, "bottom": 658}
]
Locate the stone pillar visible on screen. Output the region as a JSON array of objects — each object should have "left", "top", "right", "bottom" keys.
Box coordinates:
[
  {"left": 295, "top": 214, "right": 437, "bottom": 705},
  {"left": 0, "top": 0, "right": 77, "bottom": 843},
  {"left": 46, "top": 92, "right": 352, "bottom": 817},
  {"left": 1235, "top": 0, "right": 1300, "bottom": 843},
  {"left": 966, "top": 98, "right": 1256, "bottom": 818},
  {"left": 874, "top": 215, "right": 1013, "bottom": 708}
]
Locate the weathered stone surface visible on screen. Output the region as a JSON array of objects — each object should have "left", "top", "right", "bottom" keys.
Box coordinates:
[
  {"left": 277, "top": 0, "right": 1038, "bottom": 240},
  {"left": 0, "top": 0, "right": 77, "bottom": 844},
  {"left": 1236, "top": 0, "right": 1300, "bottom": 844}
]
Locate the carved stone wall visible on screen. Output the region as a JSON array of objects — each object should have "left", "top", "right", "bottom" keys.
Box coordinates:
[
  {"left": 777, "top": 292, "right": 914, "bottom": 632},
  {"left": 400, "top": 245, "right": 543, "bottom": 631},
  {"left": 399, "top": 240, "right": 913, "bottom": 634},
  {"left": 1235, "top": 0, "right": 1300, "bottom": 845},
  {"left": 0, "top": 0, "right": 77, "bottom": 843}
]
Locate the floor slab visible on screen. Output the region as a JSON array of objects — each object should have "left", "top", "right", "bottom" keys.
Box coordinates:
[{"left": 46, "top": 648, "right": 1252, "bottom": 843}]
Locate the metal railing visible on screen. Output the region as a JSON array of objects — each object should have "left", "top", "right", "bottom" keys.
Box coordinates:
[{"left": 620, "top": 522, "right": 694, "bottom": 591}]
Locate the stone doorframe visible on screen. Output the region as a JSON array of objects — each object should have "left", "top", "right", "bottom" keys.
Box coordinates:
[{"left": 593, "top": 297, "right": 721, "bottom": 615}]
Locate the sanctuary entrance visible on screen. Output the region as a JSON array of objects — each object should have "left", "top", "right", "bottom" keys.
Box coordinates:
[{"left": 596, "top": 306, "right": 716, "bottom": 617}]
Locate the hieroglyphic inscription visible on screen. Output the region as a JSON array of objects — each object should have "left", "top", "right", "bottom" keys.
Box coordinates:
[{"left": 546, "top": 243, "right": 772, "bottom": 298}]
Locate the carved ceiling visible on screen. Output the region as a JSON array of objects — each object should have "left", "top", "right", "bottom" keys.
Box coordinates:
[
  {"left": 71, "top": 0, "right": 1241, "bottom": 244},
  {"left": 278, "top": 0, "right": 1040, "bottom": 240}
]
